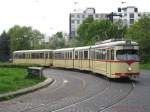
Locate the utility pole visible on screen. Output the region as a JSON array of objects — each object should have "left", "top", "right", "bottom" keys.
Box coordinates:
[{"left": 107, "top": 12, "right": 122, "bottom": 23}]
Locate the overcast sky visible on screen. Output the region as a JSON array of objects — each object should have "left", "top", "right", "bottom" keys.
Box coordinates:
[{"left": 0, "top": 0, "right": 150, "bottom": 37}]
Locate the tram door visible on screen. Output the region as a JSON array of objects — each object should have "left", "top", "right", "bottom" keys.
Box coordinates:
[
  {"left": 49, "top": 52, "right": 53, "bottom": 66},
  {"left": 79, "top": 51, "right": 83, "bottom": 69},
  {"left": 44, "top": 52, "right": 48, "bottom": 65},
  {"left": 106, "top": 49, "right": 111, "bottom": 77}
]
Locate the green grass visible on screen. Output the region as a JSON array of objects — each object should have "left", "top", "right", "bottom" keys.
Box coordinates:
[
  {"left": 0, "top": 62, "right": 41, "bottom": 68},
  {"left": 140, "top": 63, "right": 150, "bottom": 70},
  {"left": 0, "top": 67, "right": 45, "bottom": 94}
]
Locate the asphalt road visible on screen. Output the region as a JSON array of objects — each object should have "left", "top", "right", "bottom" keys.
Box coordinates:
[{"left": 0, "top": 68, "right": 149, "bottom": 112}]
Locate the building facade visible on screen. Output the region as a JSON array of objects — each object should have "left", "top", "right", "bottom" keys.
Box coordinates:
[
  {"left": 116, "top": 6, "right": 139, "bottom": 26},
  {"left": 69, "top": 8, "right": 107, "bottom": 38},
  {"left": 69, "top": 6, "right": 150, "bottom": 38}
]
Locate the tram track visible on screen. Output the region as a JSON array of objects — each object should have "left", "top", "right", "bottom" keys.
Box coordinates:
[
  {"left": 20, "top": 69, "right": 134, "bottom": 112},
  {"left": 51, "top": 76, "right": 111, "bottom": 112},
  {"left": 20, "top": 69, "right": 111, "bottom": 112},
  {"left": 0, "top": 69, "right": 135, "bottom": 112},
  {"left": 98, "top": 80, "right": 134, "bottom": 112},
  {"left": 48, "top": 69, "right": 134, "bottom": 112}
]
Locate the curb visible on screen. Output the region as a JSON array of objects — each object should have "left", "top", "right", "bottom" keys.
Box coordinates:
[{"left": 0, "top": 78, "right": 54, "bottom": 101}]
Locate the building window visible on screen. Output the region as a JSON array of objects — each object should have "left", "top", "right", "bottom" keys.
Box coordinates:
[
  {"left": 82, "top": 15, "right": 85, "bottom": 18},
  {"left": 71, "top": 20, "right": 74, "bottom": 24},
  {"left": 123, "top": 8, "right": 127, "bottom": 12},
  {"left": 77, "top": 20, "right": 80, "bottom": 24},
  {"left": 138, "top": 14, "right": 141, "bottom": 17},
  {"left": 101, "top": 14, "right": 106, "bottom": 18},
  {"left": 77, "top": 14, "right": 80, "bottom": 18},
  {"left": 124, "top": 13, "right": 127, "bottom": 16},
  {"left": 71, "top": 14, "right": 75, "bottom": 18},
  {"left": 95, "top": 14, "right": 99, "bottom": 18},
  {"left": 134, "top": 8, "right": 138, "bottom": 12},
  {"left": 88, "top": 15, "right": 93, "bottom": 18},
  {"left": 71, "top": 31, "right": 75, "bottom": 36},
  {"left": 123, "top": 19, "right": 127, "bottom": 24},
  {"left": 130, "top": 13, "right": 134, "bottom": 18},
  {"left": 130, "top": 19, "right": 134, "bottom": 25},
  {"left": 118, "top": 8, "right": 121, "bottom": 12}
]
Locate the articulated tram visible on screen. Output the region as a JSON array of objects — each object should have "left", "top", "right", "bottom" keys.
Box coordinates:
[{"left": 13, "top": 39, "right": 139, "bottom": 78}]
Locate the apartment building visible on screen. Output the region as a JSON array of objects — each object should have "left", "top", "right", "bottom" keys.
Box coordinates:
[{"left": 69, "top": 8, "right": 107, "bottom": 38}]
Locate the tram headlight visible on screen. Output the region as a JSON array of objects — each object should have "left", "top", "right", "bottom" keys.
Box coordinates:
[{"left": 128, "top": 67, "right": 132, "bottom": 71}]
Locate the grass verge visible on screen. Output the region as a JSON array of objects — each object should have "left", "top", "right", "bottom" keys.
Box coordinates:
[
  {"left": 0, "top": 67, "right": 45, "bottom": 94},
  {"left": 0, "top": 62, "right": 41, "bottom": 68}
]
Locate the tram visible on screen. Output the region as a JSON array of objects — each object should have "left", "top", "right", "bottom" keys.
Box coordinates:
[{"left": 13, "top": 39, "right": 139, "bottom": 78}]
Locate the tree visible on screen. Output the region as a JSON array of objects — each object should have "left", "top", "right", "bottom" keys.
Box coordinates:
[
  {"left": 30, "top": 29, "right": 45, "bottom": 49},
  {"left": 8, "top": 25, "right": 44, "bottom": 52},
  {"left": 48, "top": 32, "right": 66, "bottom": 49},
  {"left": 112, "top": 19, "right": 127, "bottom": 38},
  {"left": 55, "top": 32, "right": 63, "bottom": 38},
  {"left": 87, "top": 19, "right": 112, "bottom": 43},
  {"left": 77, "top": 17, "right": 126, "bottom": 46},
  {"left": 126, "top": 16, "right": 150, "bottom": 63},
  {"left": 65, "top": 38, "right": 82, "bottom": 47},
  {"left": 0, "top": 31, "right": 10, "bottom": 61}
]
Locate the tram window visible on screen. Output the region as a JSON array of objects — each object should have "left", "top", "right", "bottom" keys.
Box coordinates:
[
  {"left": 31, "top": 53, "right": 39, "bottom": 59},
  {"left": 65, "top": 52, "right": 68, "bottom": 59},
  {"left": 31, "top": 53, "right": 35, "bottom": 59},
  {"left": 90, "top": 49, "right": 95, "bottom": 59},
  {"left": 15, "top": 53, "right": 28, "bottom": 59},
  {"left": 14, "top": 54, "right": 18, "bottom": 59},
  {"left": 45, "top": 53, "right": 48, "bottom": 59},
  {"left": 102, "top": 50, "right": 106, "bottom": 60},
  {"left": 54, "top": 53, "right": 57, "bottom": 59},
  {"left": 107, "top": 50, "right": 111, "bottom": 60},
  {"left": 68, "top": 52, "right": 70, "bottom": 59},
  {"left": 20, "top": 53, "right": 25, "bottom": 59},
  {"left": 39, "top": 53, "right": 44, "bottom": 58},
  {"left": 79, "top": 51, "right": 83, "bottom": 59},
  {"left": 25, "top": 53, "right": 29, "bottom": 59},
  {"left": 70, "top": 52, "right": 72, "bottom": 59},
  {"left": 49, "top": 52, "right": 52, "bottom": 59},
  {"left": 111, "top": 50, "right": 114, "bottom": 60},
  {"left": 75, "top": 51, "right": 78, "bottom": 59},
  {"left": 116, "top": 49, "right": 139, "bottom": 61},
  {"left": 28, "top": 53, "right": 31, "bottom": 59},
  {"left": 95, "top": 49, "right": 99, "bottom": 59},
  {"left": 84, "top": 51, "right": 88, "bottom": 59},
  {"left": 55, "top": 52, "right": 64, "bottom": 59},
  {"left": 95, "top": 49, "right": 102, "bottom": 60}
]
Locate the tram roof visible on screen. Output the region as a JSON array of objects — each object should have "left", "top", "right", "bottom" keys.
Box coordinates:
[
  {"left": 74, "top": 46, "right": 91, "bottom": 50},
  {"left": 14, "top": 49, "right": 53, "bottom": 53},
  {"left": 54, "top": 48, "right": 74, "bottom": 52},
  {"left": 91, "top": 40, "right": 138, "bottom": 48}
]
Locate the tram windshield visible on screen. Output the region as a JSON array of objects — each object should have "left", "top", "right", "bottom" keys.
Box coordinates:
[{"left": 116, "top": 49, "right": 139, "bottom": 61}]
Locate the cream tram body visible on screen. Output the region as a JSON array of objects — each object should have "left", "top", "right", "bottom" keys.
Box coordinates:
[
  {"left": 13, "top": 40, "right": 139, "bottom": 78},
  {"left": 90, "top": 41, "right": 139, "bottom": 78},
  {"left": 13, "top": 49, "right": 53, "bottom": 66}
]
